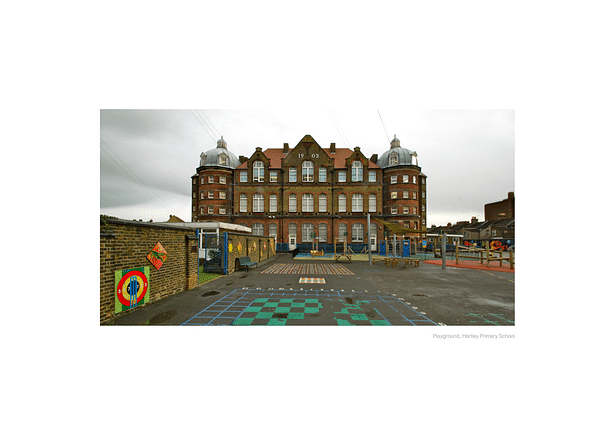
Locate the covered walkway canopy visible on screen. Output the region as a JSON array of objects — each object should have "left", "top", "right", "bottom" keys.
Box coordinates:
[{"left": 373, "top": 217, "right": 424, "bottom": 236}]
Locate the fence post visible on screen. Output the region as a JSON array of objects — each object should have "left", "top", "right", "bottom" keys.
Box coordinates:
[
  {"left": 442, "top": 234, "right": 446, "bottom": 269},
  {"left": 486, "top": 241, "right": 490, "bottom": 268},
  {"left": 456, "top": 242, "right": 459, "bottom": 264}
]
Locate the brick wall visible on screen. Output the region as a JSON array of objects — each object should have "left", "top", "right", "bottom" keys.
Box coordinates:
[
  {"left": 484, "top": 192, "right": 515, "bottom": 220},
  {"left": 100, "top": 219, "right": 199, "bottom": 324},
  {"left": 226, "top": 233, "right": 276, "bottom": 274}
]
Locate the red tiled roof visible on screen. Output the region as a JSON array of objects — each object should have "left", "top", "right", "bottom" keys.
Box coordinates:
[{"left": 264, "top": 148, "right": 286, "bottom": 168}]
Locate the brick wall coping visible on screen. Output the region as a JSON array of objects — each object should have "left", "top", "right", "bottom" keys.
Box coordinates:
[{"left": 100, "top": 218, "right": 197, "bottom": 233}]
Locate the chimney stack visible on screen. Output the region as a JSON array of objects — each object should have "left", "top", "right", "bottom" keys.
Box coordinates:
[
  {"left": 330, "top": 143, "right": 336, "bottom": 153},
  {"left": 283, "top": 143, "right": 289, "bottom": 153}
]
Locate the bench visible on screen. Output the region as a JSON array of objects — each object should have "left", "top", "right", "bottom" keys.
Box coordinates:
[
  {"left": 237, "top": 256, "right": 257, "bottom": 270},
  {"left": 384, "top": 258, "right": 420, "bottom": 267},
  {"left": 334, "top": 254, "right": 352, "bottom": 263}
]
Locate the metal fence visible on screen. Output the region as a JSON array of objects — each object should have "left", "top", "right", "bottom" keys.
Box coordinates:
[{"left": 201, "top": 233, "right": 228, "bottom": 274}]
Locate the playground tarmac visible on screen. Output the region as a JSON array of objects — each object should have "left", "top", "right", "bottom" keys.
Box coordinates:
[{"left": 109, "top": 253, "right": 515, "bottom": 326}]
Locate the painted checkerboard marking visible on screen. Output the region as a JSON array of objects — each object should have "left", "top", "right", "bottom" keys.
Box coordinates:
[
  {"left": 261, "top": 263, "right": 354, "bottom": 275},
  {"left": 299, "top": 277, "right": 326, "bottom": 284},
  {"left": 181, "top": 288, "right": 438, "bottom": 326}
]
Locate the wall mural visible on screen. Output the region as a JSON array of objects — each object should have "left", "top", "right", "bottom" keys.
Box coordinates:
[
  {"left": 147, "top": 242, "right": 168, "bottom": 270},
  {"left": 115, "top": 266, "right": 150, "bottom": 313}
]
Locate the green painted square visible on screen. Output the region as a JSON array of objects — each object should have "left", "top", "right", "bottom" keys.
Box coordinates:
[
  {"left": 232, "top": 318, "right": 254, "bottom": 325},
  {"left": 335, "top": 318, "right": 354, "bottom": 326},
  {"left": 279, "top": 299, "right": 293, "bottom": 303},
  {"left": 275, "top": 307, "right": 291, "bottom": 313},
  {"left": 291, "top": 302, "right": 305, "bottom": 307},
  {"left": 244, "top": 306, "right": 261, "bottom": 312},
  {"left": 255, "top": 312, "right": 274, "bottom": 319},
  {"left": 351, "top": 313, "right": 368, "bottom": 321},
  {"left": 304, "top": 307, "right": 320, "bottom": 314},
  {"left": 267, "top": 318, "right": 287, "bottom": 325},
  {"left": 287, "top": 312, "right": 304, "bottom": 320},
  {"left": 264, "top": 302, "right": 278, "bottom": 307},
  {"left": 305, "top": 299, "right": 318, "bottom": 303},
  {"left": 254, "top": 298, "right": 268, "bottom": 303},
  {"left": 370, "top": 320, "right": 389, "bottom": 326}
]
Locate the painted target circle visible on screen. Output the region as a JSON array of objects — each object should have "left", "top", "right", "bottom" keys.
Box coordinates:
[{"left": 116, "top": 270, "right": 148, "bottom": 306}]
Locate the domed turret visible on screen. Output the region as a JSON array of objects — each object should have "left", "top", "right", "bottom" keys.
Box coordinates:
[
  {"left": 377, "top": 134, "right": 419, "bottom": 168},
  {"left": 199, "top": 136, "right": 240, "bottom": 168}
]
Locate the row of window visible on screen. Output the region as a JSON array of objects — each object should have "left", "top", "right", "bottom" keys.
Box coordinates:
[
  {"left": 195, "top": 206, "right": 227, "bottom": 215},
  {"left": 390, "top": 205, "right": 426, "bottom": 215},
  {"left": 196, "top": 175, "right": 227, "bottom": 185},
  {"left": 388, "top": 153, "right": 419, "bottom": 166},
  {"left": 192, "top": 203, "right": 425, "bottom": 216},
  {"left": 242, "top": 161, "right": 377, "bottom": 183},
  {"left": 237, "top": 193, "right": 379, "bottom": 213},
  {"left": 248, "top": 222, "right": 376, "bottom": 243},
  {"left": 389, "top": 190, "right": 419, "bottom": 199},
  {"left": 389, "top": 175, "right": 421, "bottom": 184},
  {"left": 194, "top": 190, "right": 228, "bottom": 199},
  {"left": 194, "top": 188, "right": 425, "bottom": 203},
  {"left": 195, "top": 166, "right": 425, "bottom": 186}
]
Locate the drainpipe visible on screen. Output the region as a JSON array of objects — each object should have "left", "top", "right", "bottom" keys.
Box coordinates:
[{"left": 367, "top": 213, "right": 372, "bottom": 265}]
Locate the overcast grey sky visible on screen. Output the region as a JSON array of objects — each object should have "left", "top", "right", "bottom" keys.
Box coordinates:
[{"left": 100, "top": 109, "right": 514, "bottom": 226}]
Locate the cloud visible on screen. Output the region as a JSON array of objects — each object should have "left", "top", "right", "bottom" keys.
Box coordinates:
[{"left": 100, "top": 109, "right": 514, "bottom": 225}]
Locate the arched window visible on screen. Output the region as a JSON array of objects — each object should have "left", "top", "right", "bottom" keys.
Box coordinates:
[
  {"left": 269, "top": 194, "right": 277, "bottom": 213},
  {"left": 288, "top": 223, "right": 297, "bottom": 236},
  {"left": 319, "top": 223, "right": 327, "bottom": 242},
  {"left": 352, "top": 223, "right": 364, "bottom": 242},
  {"left": 369, "top": 194, "right": 377, "bottom": 213},
  {"left": 389, "top": 153, "right": 398, "bottom": 166},
  {"left": 302, "top": 161, "right": 314, "bottom": 182},
  {"left": 338, "top": 193, "right": 346, "bottom": 212},
  {"left": 253, "top": 161, "right": 264, "bottom": 182},
  {"left": 269, "top": 223, "right": 277, "bottom": 238},
  {"left": 302, "top": 223, "right": 314, "bottom": 242},
  {"left": 253, "top": 193, "right": 264, "bottom": 212},
  {"left": 302, "top": 193, "right": 314, "bottom": 212},
  {"left": 352, "top": 193, "right": 363, "bottom": 212},
  {"left": 319, "top": 193, "right": 327, "bottom": 212},
  {"left": 338, "top": 223, "right": 347, "bottom": 240},
  {"left": 351, "top": 160, "right": 363, "bottom": 182},
  {"left": 289, "top": 194, "right": 297, "bottom": 212}
]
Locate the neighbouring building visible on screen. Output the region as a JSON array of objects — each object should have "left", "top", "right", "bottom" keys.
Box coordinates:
[
  {"left": 485, "top": 192, "right": 515, "bottom": 221},
  {"left": 191, "top": 134, "right": 427, "bottom": 251}
]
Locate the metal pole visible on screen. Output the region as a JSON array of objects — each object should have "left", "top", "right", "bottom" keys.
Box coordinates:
[
  {"left": 393, "top": 233, "right": 397, "bottom": 258},
  {"left": 367, "top": 213, "right": 372, "bottom": 266},
  {"left": 442, "top": 233, "right": 446, "bottom": 269}
]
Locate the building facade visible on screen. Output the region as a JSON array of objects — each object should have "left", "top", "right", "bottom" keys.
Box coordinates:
[
  {"left": 191, "top": 134, "right": 427, "bottom": 250},
  {"left": 485, "top": 192, "right": 515, "bottom": 221}
]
